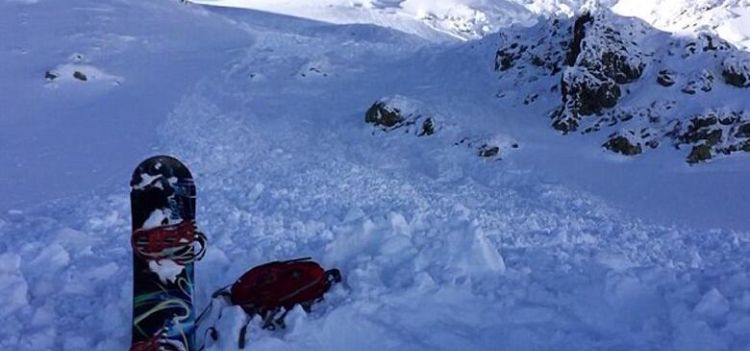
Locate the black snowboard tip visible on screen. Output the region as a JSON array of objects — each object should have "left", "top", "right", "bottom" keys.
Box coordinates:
[{"left": 130, "top": 155, "right": 193, "bottom": 186}]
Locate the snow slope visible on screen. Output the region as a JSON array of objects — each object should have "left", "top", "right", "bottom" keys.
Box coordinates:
[
  {"left": 190, "top": 0, "right": 750, "bottom": 50},
  {"left": 613, "top": 0, "right": 750, "bottom": 51},
  {"left": 1, "top": 1, "right": 750, "bottom": 351},
  {"left": 0, "top": 0, "right": 252, "bottom": 211},
  {"left": 189, "top": 0, "right": 580, "bottom": 41}
]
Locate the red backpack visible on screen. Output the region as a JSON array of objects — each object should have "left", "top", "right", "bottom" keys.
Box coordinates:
[
  {"left": 198, "top": 258, "right": 342, "bottom": 349},
  {"left": 230, "top": 257, "right": 342, "bottom": 319}
]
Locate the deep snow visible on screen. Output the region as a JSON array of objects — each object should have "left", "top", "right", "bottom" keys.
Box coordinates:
[{"left": 1, "top": 0, "right": 749, "bottom": 350}]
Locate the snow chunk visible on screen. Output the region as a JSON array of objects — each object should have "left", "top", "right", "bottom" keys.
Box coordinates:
[
  {"left": 142, "top": 209, "right": 170, "bottom": 229},
  {"left": 0, "top": 254, "right": 29, "bottom": 319},
  {"left": 29, "top": 243, "right": 70, "bottom": 269},
  {"left": 148, "top": 259, "right": 184, "bottom": 284},
  {"left": 694, "top": 288, "right": 730, "bottom": 320},
  {"left": 131, "top": 173, "right": 164, "bottom": 191}
]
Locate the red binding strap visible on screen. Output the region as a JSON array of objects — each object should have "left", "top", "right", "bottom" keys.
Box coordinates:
[{"left": 131, "top": 221, "right": 200, "bottom": 263}]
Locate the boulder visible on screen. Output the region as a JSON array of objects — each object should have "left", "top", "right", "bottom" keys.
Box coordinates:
[
  {"left": 603, "top": 135, "right": 642, "bottom": 156},
  {"left": 365, "top": 101, "right": 404, "bottom": 128},
  {"left": 365, "top": 96, "right": 437, "bottom": 137},
  {"left": 73, "top": 71, "right": 88, "bottom": 81}
]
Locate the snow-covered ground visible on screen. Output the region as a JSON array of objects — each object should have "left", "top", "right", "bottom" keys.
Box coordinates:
[{"left": 1, "top": 0, "right": 750, "bottom": 350}]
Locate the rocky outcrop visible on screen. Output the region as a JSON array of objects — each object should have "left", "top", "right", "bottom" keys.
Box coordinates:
[
  {"left": 668, "top": 111, "right": 750, "bottom": 164},
  {"left": 603, "top": 135, "right": 642, "bottom": 156},
  {"left": 554, "top": 67, "right": 620, "bottom": 133},
  {"left": 365, "top": 96, "right": 509, "bottom": 160},
  {"left": 494, "top": 8, "right": 750, "bottom": 164},
  {"left": 365, "top": 96, "right": 436, "bottom": 137},
  {"left": 722, "top": 53, "right": 750, "bottom": 88},
  {"left": 553, "top": 10, "right": 646, "bottom": 133}
]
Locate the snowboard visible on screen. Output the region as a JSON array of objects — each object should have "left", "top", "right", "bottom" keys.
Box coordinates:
[{"left": 130, "top": 155, "right": 206, "bottom": 351}]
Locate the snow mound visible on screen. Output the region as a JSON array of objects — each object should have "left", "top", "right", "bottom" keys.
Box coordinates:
[{"left": 44, "top": 63, "right": 122, "bottom": 88}]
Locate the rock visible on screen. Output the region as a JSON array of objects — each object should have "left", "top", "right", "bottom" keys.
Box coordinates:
[
  {"left": 680, "top": 116, "right": 719, "bottom": 144},
  {"left": 365, "top": 101, "right": 404, "bottom": 128},
  {"left": 45, "top": 71, "right": 59, "bottom": 81},
  {"left": 599, "top": 50, "right": 645, "bottom": 84},
  {"left": 603, "top": 135, "right": 642, "bottom": 155},
  {"left": 735, "top": 123, "right": 750, "bottom": 138},
  {"left": 494, "top": 18, "right": 567, "bottom": 76},
  {"left": 722, "top": 53, "right": 750, "bottom": 88},
  {"left": 478, "top": 145, "right": 500, "bottom": 158},
  {"left": 687, "top": 144, "right": 712, "bottom": 164},
  {"left": 565, "top": 12, "right": 593, "bottom": 66},
  {"left": 553, "top": 67, "right": 621, "bottom": 132},
  {"left": 495, "top": 41, "right": 526, "bottom": 71},
  {"left": 365, "top": 96, "right": 437, "bottom": 137},
  {"left": 657, "top": 70, "right": 675, "bottom": 87},
  {"left": 672, "top": 112, "right": 750, "bottom": 163},
  {"left": 73, "top": 71, "right": 88, "bottom": 81},
  {"left": 419, "top": 118, "right": 435, "bottom": 136},
  {"left": 574, "top": 12, "right": 646, "bottom": 84}
]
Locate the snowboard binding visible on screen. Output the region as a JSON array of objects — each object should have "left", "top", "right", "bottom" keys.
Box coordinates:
[{"left": 132, "top": 220, "right": 207, "bottom": 265}]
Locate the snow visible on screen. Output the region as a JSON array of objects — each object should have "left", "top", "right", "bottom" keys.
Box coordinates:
[
  {"left": 1, "top": 0, "right": 750, "bottom": 350},
  {"left": 149, "top": 259, "right": 185, "bottom": 284},
  {"left": 612, "top": 0, "right": 750, "bottom": 51}
]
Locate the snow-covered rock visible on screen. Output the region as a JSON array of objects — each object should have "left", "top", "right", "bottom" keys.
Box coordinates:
[
  {"left": 365, "top": 96, "right": 436, "bottom": 136},
  {"left": 495, "top": 7, "right": 750, "bottom": 163}
]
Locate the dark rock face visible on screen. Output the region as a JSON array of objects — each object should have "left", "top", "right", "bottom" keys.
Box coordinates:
[
  {"left": 565, "top": 12, "right": 593, "bottom": 66},
  {"left": 553, "top": 67, "right": 621, "bottom": 133}
]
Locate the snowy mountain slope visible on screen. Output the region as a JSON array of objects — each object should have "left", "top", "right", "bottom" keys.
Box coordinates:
[
  {"left": 613, "top": 0, "right": 750, "bottom": 51},
  {"left": 0, "top": 0, "right": 252, "bottom": 211},
  {"left": 191, "top": 0, "right": 750, "bottom": 50},
  {"left": 189, "top": 0, "right": 590, "bottom": 41},
  {"left": 1, "top": 1, "right": 750, "bottom": 351}
]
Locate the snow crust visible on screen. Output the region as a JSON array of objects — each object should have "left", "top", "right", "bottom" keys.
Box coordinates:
[{"left": 1, "top": 0, "right": 749, "bottom": 350}]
